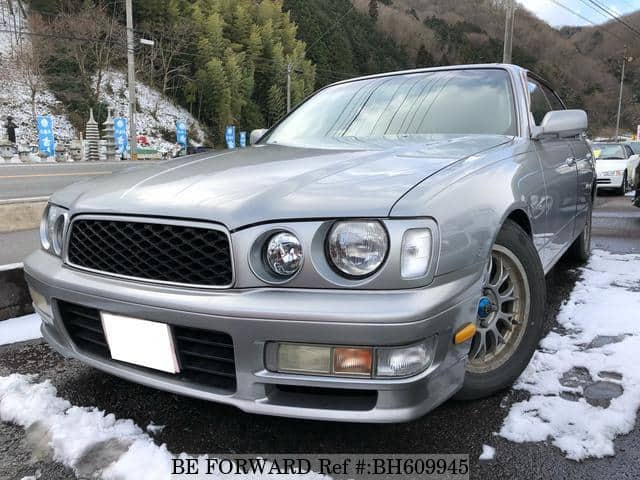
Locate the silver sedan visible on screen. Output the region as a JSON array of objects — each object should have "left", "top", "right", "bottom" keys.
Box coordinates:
[{"left": 25, "top": 64, "right": 594, "bottom": 422}]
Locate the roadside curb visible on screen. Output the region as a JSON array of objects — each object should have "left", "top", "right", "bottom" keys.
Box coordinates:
[{"left": 0, "top": 266, "right": 33, "bottom": 321}]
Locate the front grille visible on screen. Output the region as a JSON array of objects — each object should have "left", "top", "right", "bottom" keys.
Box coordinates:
[
  {"left": 58, "top": 301, "right": 237, "bottom": 392},
  {"left": 67, "top": 219, "right": 233, "bottom": 287},
  {"left": 597, "top": 178, "right": 611, "bottom": 184}
]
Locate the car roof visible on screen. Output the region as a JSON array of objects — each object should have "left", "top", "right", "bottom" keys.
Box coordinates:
[{"left": 327, "top": 63, "right": 528, "bottom": 87}]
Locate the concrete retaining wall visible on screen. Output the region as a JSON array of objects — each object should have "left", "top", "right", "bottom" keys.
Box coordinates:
[{"left": 0, "top": 200, "right": 47, "bottom": 233}]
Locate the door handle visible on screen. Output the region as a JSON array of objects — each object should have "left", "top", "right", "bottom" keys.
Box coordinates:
[{"left": 566, "top": 157, "right": 577, "bottom": 166}]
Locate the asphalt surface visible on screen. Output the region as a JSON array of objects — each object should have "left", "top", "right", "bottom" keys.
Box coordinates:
[
  {"left": 0, "top": 161, "right": 158, "bottom": 201},
  {"left": 0, "top": 228, "right": 38, "bottom": 266},
  {"left": 0, "top": 193, "right": 639, "bottom": 480}
]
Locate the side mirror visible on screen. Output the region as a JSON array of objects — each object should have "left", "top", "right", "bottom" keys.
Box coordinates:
[
  {"left": 531, "top": 109, "right": 587, "bottom": 139},
  {"left": 250, "top": 128, "right": 268, "bottom": 145}
]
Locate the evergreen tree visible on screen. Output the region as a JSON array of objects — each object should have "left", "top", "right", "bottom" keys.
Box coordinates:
[
  {"left": 368, "top": 0, "right": 378, "bottom": 20},
  {"left": 416, "top": 44, "right": 434, "bottom": 67}
]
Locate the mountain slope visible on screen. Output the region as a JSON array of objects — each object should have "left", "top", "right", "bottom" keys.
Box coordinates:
[{"left": 351, "top": 0, "right": 633, "bottom": 134}]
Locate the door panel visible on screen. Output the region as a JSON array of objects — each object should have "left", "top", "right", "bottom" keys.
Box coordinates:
[
  {"left": 527, "top": 77, "right": 578, "bottom": 266},
  {"left": 533, "top": 140, "right": 577, "bottom": 264},
  {"left": 569, "top": 139, "right": 594, "bottom": 237}
]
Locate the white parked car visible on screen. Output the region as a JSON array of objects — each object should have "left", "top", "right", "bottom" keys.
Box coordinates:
[
  {"left": 592, "top": 142, "right": 635, "bottom": 194},
  {"left": 624, "top": 141, "right": 640, "bottom": 189}
]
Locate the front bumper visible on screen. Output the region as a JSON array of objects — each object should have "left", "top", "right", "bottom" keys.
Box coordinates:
[
  {"left": 24, "top": 249, "right": 481, "bottom": 423},
  {"left": 596, "top": 174, "right": 624, "bottom": 188}
]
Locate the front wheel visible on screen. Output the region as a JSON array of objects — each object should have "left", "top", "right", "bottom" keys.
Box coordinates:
[
  {"left": 456, "top": 220, "right": 546, "bottom": 400},
  {"left": 615, "top": 173, "right": 627, "bottom": 195}
]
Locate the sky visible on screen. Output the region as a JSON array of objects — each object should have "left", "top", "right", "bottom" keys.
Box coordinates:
[{"left": 520, "top": 0, "right": 640, "bottom": 27}]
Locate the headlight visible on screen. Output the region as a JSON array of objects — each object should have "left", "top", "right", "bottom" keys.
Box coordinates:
[
  {"left": 327, "top": 221, "right": 388, "bottom": 278},
  {"left": 265, "top": 231, "right": 304, "bottom": 277},
  {"left": 40, "top": 204, "right": 68, "bottom": 257}
]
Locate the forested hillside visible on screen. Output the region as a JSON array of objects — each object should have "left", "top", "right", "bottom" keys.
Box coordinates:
[
  {"left": 21, "top": 0, "right": 640, "bottom": 139},
  {"left": 352, "top": 0, "right": 637, "bottom": 134},
  {"left": 283, "top": 0, "right": 409, "bottom": 87},
  {"left": 27, "top": 0, "right": 316, "bottom": 144}
]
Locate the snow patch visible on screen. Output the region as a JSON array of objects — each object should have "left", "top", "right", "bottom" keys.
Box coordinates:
[
  {"left": 0, "top": 313, "right": 42, "bottom": 345},
  {"left": 500, "top": 249, "right": 640, "bottom": 460},
  {"left": 0, "top": 374, "right": 330, "bottom": 479},
  {"left": 96, "top": 70, "right": 207, "bottom": 154},
  {"left": 0, "top": 1, "right": 77, "bottom": 146},
  {"left": 478, "top": 444, "right": 495, "bottom": 461}
]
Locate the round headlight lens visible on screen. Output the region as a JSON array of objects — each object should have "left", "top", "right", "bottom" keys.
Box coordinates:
[
  {"left": 40, "top": 204, "right": 68, "bottom": 256},
  {"left": 39, "top": 205, "right": 52, "bottom": 251},
  {"left": 327, "top": 221, "right": 388, "bottom": 278},
  {"left": 51, "top": 213, "right": 66, "bottom": 255},
  {"left": 265, "top": 231, "right": 304, "bottom": 277}
]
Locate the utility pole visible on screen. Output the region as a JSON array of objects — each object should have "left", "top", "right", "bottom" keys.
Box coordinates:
[
  {"left": 125, "top": 0, "right": 137, "bottom": 160},
  {"left": 502, "top": 0, "right": 515, "bottom": 64},
  {"left": 615, "top": 47, "right": 632, "bottom": 141},
  {"left": 286, "top": 62, "right": 292, "bottom": 113}
]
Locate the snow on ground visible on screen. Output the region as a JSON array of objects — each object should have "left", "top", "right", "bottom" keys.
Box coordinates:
[
  {"left": 500, "top": 249, "right": 640, "bottom": 460},
  {"left": 0, "top": 374, "right": 330, "bottom": 479},
  {"left": 96, "top": 70, "right": 207, "bottom": 154},
  {"left": 0, "top": 313, "right": 41, "bottom": 345},
  {"left": 478, "top": 444, "right": 495, "bottom": 461}
]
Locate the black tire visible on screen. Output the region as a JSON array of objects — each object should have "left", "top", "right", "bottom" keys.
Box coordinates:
[
  {"left": 456, "top": 219, "right": 546, "bottom": 400},
  {"left": 566, "top": 199, "right": 593, "bottom": 263},
  {"left": 615, "top": 173, "right": 627, "bottom": 195}
]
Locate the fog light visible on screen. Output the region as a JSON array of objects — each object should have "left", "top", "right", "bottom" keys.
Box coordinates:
[
  {"left": 375, "top": 339, "right": 435, "bottom": 377},
  {"left": 277, "top": 344, "right": 331, "bottom": 374},
  {"left": 333, "top": 347, "right": 372, "bottom": 376},
  {"left": 28, "top": 286, "right": 52, "bottom": 319}
]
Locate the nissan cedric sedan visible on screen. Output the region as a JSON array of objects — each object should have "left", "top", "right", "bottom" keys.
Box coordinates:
[{"left": 25, "top": 65, "right": 594, "bottom": 422}]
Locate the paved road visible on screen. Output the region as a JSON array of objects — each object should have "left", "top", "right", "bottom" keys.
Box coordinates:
[
  {"left": 0, "top": 162, "right": 159, "bottom": 201},
  {"left": 0, "top": 228, "right": 39, "bottom": 266},
  {"left": 0, "top": 193, "right": 639, "bottom": 479}
]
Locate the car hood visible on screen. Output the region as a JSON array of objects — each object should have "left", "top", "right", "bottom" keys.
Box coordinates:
[
  {"left": 595, "top": 159, "right": 628, "bottom": 173},
  {"left": 53, "top": 135, "right": 511, "bottom": 230}
]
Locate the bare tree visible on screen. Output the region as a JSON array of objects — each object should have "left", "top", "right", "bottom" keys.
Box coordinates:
[
  {"left": 53, "top": 1, "right": 124, "bottom": 102},
  {"left": 14, "top": 13, "right": 50, "bottom": 118}
]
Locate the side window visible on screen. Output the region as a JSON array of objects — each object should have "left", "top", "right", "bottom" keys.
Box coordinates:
[
  {"left": 528, "top": 79, "right": 551, "bottom": 126},
  {"left": 625, "top": 145, "right": 634, "bottom": 157},
  {"left": 540, "top": 84, "right": 564, "bottom": 111}
]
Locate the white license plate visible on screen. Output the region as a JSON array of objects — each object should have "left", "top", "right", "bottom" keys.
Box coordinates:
[{"left": 101, "top": 312, "right": 180, "bottom": 374}]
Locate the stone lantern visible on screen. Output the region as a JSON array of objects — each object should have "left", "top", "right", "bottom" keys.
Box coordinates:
[
  {"left": 0, "top": 139, "right": 16, "bottom": 163},
  {"left": 69, "top": 140, "right": 83, "bottom": 162},
  {"left": 18, "top": 144, "right": 31, "bottom": 163}
]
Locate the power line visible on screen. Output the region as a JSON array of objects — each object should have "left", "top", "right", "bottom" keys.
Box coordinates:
[
  {"left": 543, "top": 0, "right": 627, "bottom": 42},
  {"left": 583, "top": 0, "right": 640, "bottom": 38}
]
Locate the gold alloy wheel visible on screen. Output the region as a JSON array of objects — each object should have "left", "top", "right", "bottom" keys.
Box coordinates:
[{"left": 466, "top": 245, "right": 531, "bottom": 374}]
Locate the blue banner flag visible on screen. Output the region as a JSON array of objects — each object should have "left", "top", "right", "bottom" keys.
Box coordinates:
[
  {"left": 225, "top": 125, "right": 236, "bottom": 149},
  {"left": 113, "top": 117, "right": 128, "bottom": 155},
  {"left": 239, "top": 131, "right": 246, "bottom": 148},
  {"left": 36, "top": 116, "right": 55, "bottom": 157},
  {"left": 176, "top": 121, "right": 187, "bottom": 148}
]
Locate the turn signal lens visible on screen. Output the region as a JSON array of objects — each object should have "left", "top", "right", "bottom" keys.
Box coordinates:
[{"left": 333, "top": 347, "right": 373, "bottom": 376}]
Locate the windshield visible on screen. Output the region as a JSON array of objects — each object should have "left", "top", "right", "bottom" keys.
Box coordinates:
[
  {"left": 264, "top": 69, "right": 517, "bottom": 149},
  {"left": 592, "top": 144, "right": 626, "bottom": 160}
]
